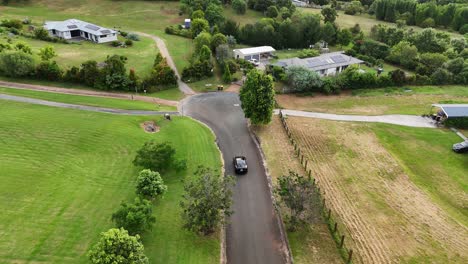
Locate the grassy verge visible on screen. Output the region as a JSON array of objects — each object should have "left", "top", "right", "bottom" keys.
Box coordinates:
[
  {"left": 0, "top": 100, "right": 221, "bottom": 263},
  {"left": 276, "top": 85, "right": 468, "bottom": 115},
  {"left": 0, "top": 76, "right": 183, "bottom": 101},
  {"left": 0, "top": 87, "right": 177, "bottom": 111},
  {"left": 254, "top": 118, "right": 343, "bottom": 264}
]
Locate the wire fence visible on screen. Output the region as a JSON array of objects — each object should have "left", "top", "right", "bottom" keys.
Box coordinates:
[{"left": 278, "top": 110, "right": 355, "bottom": 264}]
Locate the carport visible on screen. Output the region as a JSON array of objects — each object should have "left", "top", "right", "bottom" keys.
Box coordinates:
[
  {"left": 233, "top": 46, "right": 276, "bottom": 61},
  {"left": 432, "top": 104, "right": 468, "bottom": 121}
]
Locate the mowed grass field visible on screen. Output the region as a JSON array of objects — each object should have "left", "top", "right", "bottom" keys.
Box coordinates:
[
  {"left": 0, "top": 100, "right": 221, "bottom": 263},
  {"left": 283, "top": 117, "right": 467, "bottom": 263},
  {"left": 0, "top": 87, "right": 177, "bottom": 111},
  {"left": 276, "top": 85, "right": 468, "bottom": 115}
]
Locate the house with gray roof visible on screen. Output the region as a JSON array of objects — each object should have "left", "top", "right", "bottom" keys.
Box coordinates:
[
  {"left": 273, "top": 51, "right": 364, "bottom": 77},
  {"left": 44, "top": 19, "right": 118, "bottom": 44}
]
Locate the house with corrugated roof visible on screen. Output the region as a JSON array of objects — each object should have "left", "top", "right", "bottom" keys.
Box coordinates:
[
  {"left": 273, "top": 51, "right": 364, "bottom": 77},
  {"left": 43, "top": 19, "right": 118, "bottom": 44}
]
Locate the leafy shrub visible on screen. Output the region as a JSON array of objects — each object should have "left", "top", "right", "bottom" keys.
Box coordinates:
[
  {"left": 444, "top": 117, "right": 468, "bottom": 129},
  {"left": 232, "top": 0, "right": 247, "bottom": 15},
  {"left": 165, "top": 25, "right": 192, "bottom": 38},
  {"left": 36, "top": 61, "right": 62, "bottom": 81},
  {"left": 420, "top": 18, "right": 435, "bottom": 28},
  {"left": 120, "top": 31, "right": 128, "bottom": 37},
  {"left": 1, "top": 19, "right": 23, "bottom": 29},
  {"left": 285, "top": 66, "right": 323, "bottom": 93},
  {"left": 133, "top": 141, "right": 177, "bottom": 172},
  {"left": 111, "top": 40, "right": 121, "bottom": 47},
  {"left": 0, "top": 51, "right": 36, "bottom": 77},
  {"left": 181, "top": 60, "right": 213, "bottom": 82},
  {"left": 298, "top": 49, "right": 319, "bottom": 58},
  {"left": 111, "top": 197, "right": 155, "bottom": 235},
  {"left": 125, "top": 39, "right": 133, "bottom": 46},
  {"left": 33, "top": 27, "right": 50, "bottom": 40},
  {"left": 63, "top": 66, "right": 81, "bottom": 83},
  {"left": 459, "top": 24, "right": 468, "bottom": 35},
  {"left": 136, "top": 169, "right": 167, "bottom": 199},
  {"left": 126, "top": 33, "right": 140, "bottom": 41}
]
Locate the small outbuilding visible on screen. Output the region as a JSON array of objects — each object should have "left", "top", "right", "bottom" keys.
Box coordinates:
[
  {"left": 233, "top": 46, "right": 276, "bottom": 61},
  {"left": 43, "top": 19, "right": 118, "bottom": 43},
  {"left": 431, "top": 104, "right": 468, "bottom": 121}
]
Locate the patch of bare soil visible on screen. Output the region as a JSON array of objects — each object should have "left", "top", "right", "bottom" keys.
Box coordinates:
[
  {"left": 225, "top": 84, "right": 241, "bottom": 93},
  {"left": 286, "top": 117, "right": 468, "bottom": 263},
  {"left": 140, "top": 121, "right": 159, "bottom": 133}
]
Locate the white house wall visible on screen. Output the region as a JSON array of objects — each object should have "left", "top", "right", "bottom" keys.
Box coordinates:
[{"left": 97, "top": 34, "right": 118, "bottom": 43}]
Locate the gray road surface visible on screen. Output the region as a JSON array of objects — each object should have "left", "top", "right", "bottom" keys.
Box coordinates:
[
  {"left": 276, "top": 109, "right": 437, "bottom": 128},
  {"left": 182, "top": 93, "right": 286, "bottom": 264},
  {"left": 0, "top": 94, "right": 178, "bottom": 116}
]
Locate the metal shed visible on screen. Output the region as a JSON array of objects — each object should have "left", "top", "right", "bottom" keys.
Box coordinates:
[{"left": 432, "top": 104, "right": 468, "bottom": 119}]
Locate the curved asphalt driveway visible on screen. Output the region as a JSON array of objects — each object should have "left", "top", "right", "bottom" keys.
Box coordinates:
[
  {"left": 0, "top": 94, "right": 178, "bottom": 115},
  {"left": 181, "top": 93, "right": 286, "bottom": 264}
]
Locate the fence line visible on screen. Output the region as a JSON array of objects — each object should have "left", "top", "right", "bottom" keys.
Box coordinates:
[{"left": 278, "top": 110, "right": 355, "bottom": 264}]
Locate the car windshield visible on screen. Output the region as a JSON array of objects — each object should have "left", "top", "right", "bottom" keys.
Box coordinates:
[{"left": 236, "top": 158, "right": 246, "bottom": 166}]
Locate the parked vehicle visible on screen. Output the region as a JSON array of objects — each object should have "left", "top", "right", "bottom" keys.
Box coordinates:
[
  {"left": 233, "top": 156, "right": 248, "bottom": 174},
  {"left": 249, "top": 59, "right": 260, "bottom": 67},
  {"left": 452, "top": 141, "right": 468, "bottom": 153}
]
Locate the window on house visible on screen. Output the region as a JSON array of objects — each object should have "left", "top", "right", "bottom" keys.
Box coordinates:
[
  {"left": 100, "top": 35, "right": 107, "bottom": 38},
  {"left": 320, "top": 69, "right": 325, "bottom": 74},
  {"left": 336, "top": 67, "right": 340, "bottom": 72}
]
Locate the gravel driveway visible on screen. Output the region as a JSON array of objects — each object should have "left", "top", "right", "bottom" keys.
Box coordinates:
[{"left": 276, "top": 109, "right": 437, "bottom": 128}]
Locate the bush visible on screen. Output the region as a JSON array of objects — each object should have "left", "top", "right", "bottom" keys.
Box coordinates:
[
  {"left": 232, "top": 0, "right": 247, "bottom": 15},
  {"left": 136, "top": 169, "right": 167, "bottom": 200},
  {"left": 444, "top": 117, "right": 468, "bottom": 129},
  {"left": 120, "top": 31, "right": 128, "bottom": 37},
  {"left": 112, "top": 198, "right": 155, "bottom": 235},
  {"left": 266, "top": 6, "right": 279, "bottom": 18},
  {"left": 126, "top": 33, "right": 140, "bottom": 41},
  {"left": 459, "top": 24, "right": 468, "bottom": 35},
  {"left": 0, "top": 51, "right": 36, "bottom": 77},
  {"left": 286, "top": 66, "right": 323, "bottom": 93},
  {"left": 1, "top": 19, "right": 23, "bottom": 29},
  {"left": 420, "top": 18, "right": 435, "bottom": 28},
  {"left": 111, "top": 40, "right": 121, "bottom": 47},
  {"left": 125, "top": 39, "right": 133, "bottom": 46},
  {"left": 165, "top": 25, "right": 192, "bottom": 38},
  {"left": 63, "top": 66, "right": 81, "bottom": 83},
  {"left": 298, "top": 49, "right": 319, "bottom": 58},
  {"left": 33, "top": 27, "right": 51, "bottom": 41},
  {"left": 36, "top": 61, "right": 62, "bottom": 81},
  {"left": 87, "top": 228, "right": 148, "bottom": 264},
  {"left": 133, "top": 141, "right": 177, "bottom": 172},
  {"left": 390, "top": 69, "right": 406, "bottom": 85},
  {"left": 181, "top": 60, "right": 213, "bottom": 82}
]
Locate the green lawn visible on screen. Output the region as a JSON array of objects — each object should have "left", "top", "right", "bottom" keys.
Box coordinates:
[
  {"left": 0, "top": 34, "right": 157, "bottom": 75},
  {"left": 276, "top": 85, "right": 468, "bottom": 115},
  {"left": 373, "top": 124, "right": 468, "bottom": 227},
  {"left": 0, "top": 87, "right": 177, "bottom": 111},
  {"left": 0, "top": 100, "right": 221, "bottom": 263}
]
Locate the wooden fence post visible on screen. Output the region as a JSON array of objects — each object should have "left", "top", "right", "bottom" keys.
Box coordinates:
[
  {"left": 312, "top": 177, "right": 315, "bottom": 185},
  {"left": 328, "top": 208, "right": 331, "bottom": 219},
  {"left": 322, "top": 198, "right": 326, "bottom": 208},
  {"left": 301, "top": 154, "right": 304, "bottom": 164},
  {"left": 333, "top": 222, "right": 338, "bottom": 233},
  {"left": 304, "top": 159, "right": 308, "bottom": 170},
  {"left": 347, "top": 249, "right": 353, "bottom": 264},
  {"left": 340, "top": 235, "right": 345, "bottom": 248}
]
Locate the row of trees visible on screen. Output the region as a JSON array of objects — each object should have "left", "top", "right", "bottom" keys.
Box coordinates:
[
  {"left": 370, "top": 0, "right": 468, "bottom": 33},
  {"left": 0, "top": 40, "right": 177, "bottom": 92},
  {"left": 88, "top": 135, "right": 236, "bottom": 262}
]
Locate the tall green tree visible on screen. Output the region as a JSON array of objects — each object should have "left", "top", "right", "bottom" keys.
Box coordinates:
[
  {"left": 87, "top": 228, "right": 148, "bottom": 264},
  {"left": 0, "top": 51, "right": 35, "bottom": 77},
  {"left": 180, "top": 166, "right": 234, "bottom": 235},
  {"left": 232, "top": 0, "right": 247, "bottom": 14},
  {"left": 205, "top": 3, "right": 224, "bottom": 25},
  {"left": 222, "top": 63, "right": 232, "bottom": 83},
  {"left": 321, "top": 6, "right": 337, "bottom": 23},
  {"left": 239, "top": 69, "right": 275, "bottom": 125},
  {"left": 191, "top": 18, "right": 210, "bottom": 38},
  {"left": 112, "top": 198, "right": 156, "bottom": 235},
  {"left": 337, "top": 28, "right": 353, "bottom": 47}
]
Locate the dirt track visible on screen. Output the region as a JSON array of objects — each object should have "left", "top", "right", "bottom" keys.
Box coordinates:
[{"left": 286, "top": 117, "right": 468, "bottom": 263}]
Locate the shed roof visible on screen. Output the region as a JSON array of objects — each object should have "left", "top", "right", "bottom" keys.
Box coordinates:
[
  {"left": 44, "top": 19, "right": 117, "bottom": 35},
  {"left": 274, "top": 51, "right": 363, "bottom": 71},
  {"left": 432, "top": 104, "right": 468, "bottom": 118},
  {"left": 233, "top": 46, "right": 276, "bottom": 56}
]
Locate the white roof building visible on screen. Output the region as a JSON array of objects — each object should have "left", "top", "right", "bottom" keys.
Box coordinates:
[
  {"left": 44, "top": 19, "right": 118, "bottom": 44},
  {"left": 274, "top": 51, "right": 364, "bottom": 76},
  {"left": 233, "top": 46, "right": 276, "bottom": 60}
]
